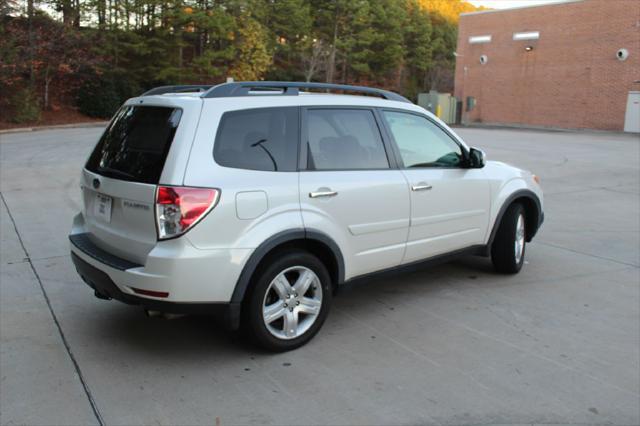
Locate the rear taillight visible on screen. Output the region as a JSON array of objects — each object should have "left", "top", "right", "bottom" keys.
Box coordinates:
[{"left": 155, "top": 186, "right": 220, "bottom": 240}]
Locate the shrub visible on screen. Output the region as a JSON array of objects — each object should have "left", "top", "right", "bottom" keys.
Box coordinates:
[
  {"left": 76, "top": 72, "right": 140, "bottom": 118},
  {"left": 10, "top": 87, "right": 41, "bottom": 123},
  {"left": 76, "top": 76, "right": 120, "bottom": 118}
]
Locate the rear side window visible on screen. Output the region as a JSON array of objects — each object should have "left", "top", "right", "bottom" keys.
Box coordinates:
[
  {"left": 86, "top": 106, "right": 182, "bottom": 184},
  {"left": 306, "top": 109, "right": 389, "bottom": 170},
  {"left": 214, "top": 107, "right": 299, "bottom": 172}
]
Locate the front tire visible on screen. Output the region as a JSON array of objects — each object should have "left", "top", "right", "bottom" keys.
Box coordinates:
[
  {"left": 491, "top": 203, "right": 526, "bottom": 274},
  {"left": 246, "top": 251, "right": 332, "bottom": 351}
]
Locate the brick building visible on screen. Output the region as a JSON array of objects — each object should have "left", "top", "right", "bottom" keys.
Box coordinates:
[{"left": 453, "top": 0, "right": 640, "bottom": 131}]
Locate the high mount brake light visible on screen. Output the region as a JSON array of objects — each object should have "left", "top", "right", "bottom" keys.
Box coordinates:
[{"left": 155, "top": 186, "right": 220, "bottom": 240}]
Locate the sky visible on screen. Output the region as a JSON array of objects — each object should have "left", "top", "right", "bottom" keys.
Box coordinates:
[{"left": 468, "top": 0, "right": 571, "bottom": 9}]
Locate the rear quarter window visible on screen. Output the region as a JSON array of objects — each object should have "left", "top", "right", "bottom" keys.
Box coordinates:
[
  {"left": 213, "top": 107, "right": 299, "bottom": 172},
  {"left": 86, "top": 106, "right": 182, "bottom": 184}
]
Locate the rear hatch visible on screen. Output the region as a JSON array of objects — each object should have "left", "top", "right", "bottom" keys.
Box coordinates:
[{"left": 81, "top": 98, "right": 200, "bottom": 264}]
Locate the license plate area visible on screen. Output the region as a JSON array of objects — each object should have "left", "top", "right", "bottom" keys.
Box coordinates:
[{"left": 94, "top": 193, "right": 113, "bottom": 223}]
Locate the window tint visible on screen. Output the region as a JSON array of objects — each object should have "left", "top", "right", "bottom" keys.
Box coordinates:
[
  {"left": 306, "top": 109, "right": 389, "bottom": 170},
  {"left": 214, "top": 107, "right": 298, "bottom": 172},
  {"left": 382, "top": 111, "right": 463, "bottom": 168},
  {"left": 86, "top": 106, "right": 182, "bottom": 184}
]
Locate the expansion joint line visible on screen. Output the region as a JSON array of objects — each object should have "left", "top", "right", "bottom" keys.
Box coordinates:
[{"left": 1, "top": 192, "right": 105, "bottom": 426}]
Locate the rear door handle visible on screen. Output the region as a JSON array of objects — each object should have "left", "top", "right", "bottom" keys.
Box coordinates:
[
  {"left": 411, "top": 183, "right": 433, "bottom": 191},
  {"left": 309, "top": 190, "right": 338, "bottom": 198}
]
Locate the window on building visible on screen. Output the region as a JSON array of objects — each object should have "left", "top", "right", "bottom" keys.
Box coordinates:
[
  {"left": 513, "top": 31, "right": 540, "bottom": 40},
  {"left": 469, "top": 35, "right": 492, "bottom": 44}
]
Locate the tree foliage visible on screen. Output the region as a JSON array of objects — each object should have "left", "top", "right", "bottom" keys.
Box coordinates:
[
  {"left": 417, "top": 0, "right": 484, "bottom": 23},
  {"left": 1, "top": 0, "right": 484, "bottom": 122}
]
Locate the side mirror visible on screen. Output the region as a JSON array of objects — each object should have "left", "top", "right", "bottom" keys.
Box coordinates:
[{"left": 468, "top": 147, "right": 486, "bottom": 168}]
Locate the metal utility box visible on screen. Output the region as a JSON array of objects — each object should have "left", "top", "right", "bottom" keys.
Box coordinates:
[{"left": 417, "top": 90, "right": 458, "bottom": 124}]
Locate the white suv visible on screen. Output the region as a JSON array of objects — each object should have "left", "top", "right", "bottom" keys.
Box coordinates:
[{"left": 69, "top": 82, "right": 544, "bottom": 351}]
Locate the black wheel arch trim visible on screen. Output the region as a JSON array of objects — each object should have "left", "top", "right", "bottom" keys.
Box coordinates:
[
  {"left": 230, "top": 229, "right": 345, "bottom": 306},
  {"left": 486, "top": 189, "right": 543, "bottom": 253}
]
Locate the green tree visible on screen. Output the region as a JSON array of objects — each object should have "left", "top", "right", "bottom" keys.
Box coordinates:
[
  {"left": 264, "top": 0, "right": 312, "bottom": 81},
  {"left": 367, "top": 0, "right": 406, "bottom": 86},
  {"left": 402, "top": 0, "right": 432, "bottom": 98},
  {"left": 183, "top": 4, "right": 236, "bottom": 82},
  {"left": 228, "top": 12, "right": 272, "bottom": 80},
  {"left": 417, "top": 0, "right": 482, "bottom": 23},
  {"left": 338, "top": 0, "right": 373, "bottom": 83},
  {"left": 1, "top": 0, "right": 485, "bottom": 125}
]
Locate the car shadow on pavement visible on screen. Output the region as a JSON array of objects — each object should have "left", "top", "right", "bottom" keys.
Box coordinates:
[{"left": 70, "top": 255, "right": 498, "bottom": 358}]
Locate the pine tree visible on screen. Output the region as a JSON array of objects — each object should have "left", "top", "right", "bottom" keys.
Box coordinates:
[
  {"left": 403, "top": 0, "right": 432, "bottom": 98},
  {"left": 228, "top": 12, "right": 272, "bottom": 80}
]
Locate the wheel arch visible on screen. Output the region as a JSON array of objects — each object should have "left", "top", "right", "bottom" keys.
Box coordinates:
[
  {"left": 230, "top": 229, "right": 345, "bottom": 307},
  {"left": 487, "top": 189, "right": 543, "bottom": 249}
]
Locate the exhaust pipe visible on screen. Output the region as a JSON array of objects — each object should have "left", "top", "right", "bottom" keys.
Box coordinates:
[
  {"left": 144, "top": 309, "right": 185, "bottom": 320},
  {"left": 94, "top": 290, "right": 111, "bottom": 300},
  {"left": 161, "top": 313, "right": 185, "bottom": 320},
  {"left": 144, "top": 309, "right": 163, "bottom": 318}
]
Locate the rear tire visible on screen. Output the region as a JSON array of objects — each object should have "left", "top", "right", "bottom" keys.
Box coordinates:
[
  {"left": 245, "top": 251, "right": 332, "bottom": 352},
  {"left": 491, "top": 203, "right": 526, "bottom": 274}
]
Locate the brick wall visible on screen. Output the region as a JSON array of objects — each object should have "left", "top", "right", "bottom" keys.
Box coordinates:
[{"left": 453, "top": 0, "right": 640, "bottom": 131}]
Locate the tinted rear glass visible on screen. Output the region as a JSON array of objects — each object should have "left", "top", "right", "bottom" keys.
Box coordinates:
[
  {"left": 86, "top": 106, "right": 182, "bottom": 184},
  {"left": 213, "top": 107, "right": 298, "bottom": 172}
]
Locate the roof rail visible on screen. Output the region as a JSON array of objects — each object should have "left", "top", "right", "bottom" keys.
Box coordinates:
[
  {"left": 142, "top": 85, "right": 214, "bottom": 96},
  {"left": 201, "top": 81, "right": 411, "bottom": 103}
]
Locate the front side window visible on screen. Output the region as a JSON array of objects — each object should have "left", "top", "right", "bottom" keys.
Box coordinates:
[
  {"left": 306, "top": 109, "right": 389, "bottom": 170},
  {"left": 382, "top": 111, "right": 463, "bottom": 168},
  {"left": 214, "top": 107, "right": 298, "bottom": 172}
]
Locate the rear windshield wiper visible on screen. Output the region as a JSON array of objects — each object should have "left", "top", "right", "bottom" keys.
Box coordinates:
[{"left": 96, "top": 166, "right": 137, "bottom": 180}]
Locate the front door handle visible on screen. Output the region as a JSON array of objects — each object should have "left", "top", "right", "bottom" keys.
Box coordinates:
[
  {"left": 309, "top": 190, "right": 338, "bottom": 198},
  {"left": 411, "top": 183, "right": 433, "bottom": 192}
]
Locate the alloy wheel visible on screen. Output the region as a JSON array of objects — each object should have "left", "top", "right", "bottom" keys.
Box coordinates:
[
  {"left": 514, "top": 214, "right": 525, "bottom": 263},
  {"left": 262, "top": 266, "right": 323, "bottom": 340}
]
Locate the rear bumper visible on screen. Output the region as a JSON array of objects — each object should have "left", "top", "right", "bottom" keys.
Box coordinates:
[
  {"left": 69, "top": 212, "right": 251, "bottom": 329},
  {"left": 70, "top": 211, "right": 252, "bottom": 303},
  {"left": 71, "top": 251, "right": 238, "bottom": 321}
]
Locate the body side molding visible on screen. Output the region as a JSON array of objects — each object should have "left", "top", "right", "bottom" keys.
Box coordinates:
[{"left": 344, "top": 245, "right": 486, "bottom": 285}]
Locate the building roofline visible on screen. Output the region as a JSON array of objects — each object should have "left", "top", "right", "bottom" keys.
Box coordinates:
[{"left": 461, "top": 0, "right": 584, "bottom": 17}]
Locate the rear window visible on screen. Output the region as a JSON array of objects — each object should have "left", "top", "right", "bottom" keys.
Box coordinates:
[
  {"left": 213, "top": 107, "right": 299, "bottom": 172},
  {"left": 86, "top": 106, "right": 182, "bottom": 184}
]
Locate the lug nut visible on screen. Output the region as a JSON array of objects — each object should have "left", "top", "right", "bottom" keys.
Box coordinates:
[
  {"left": 284, "top": 303, "right": 288, "bottom": 307},
  {"left": 296, "top": 301, "right": 300, "bottom": 305}
]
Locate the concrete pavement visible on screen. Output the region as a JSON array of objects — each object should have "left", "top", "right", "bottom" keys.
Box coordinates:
[{"left": 1, "top": 126, "right": 638, "bottom": 425}]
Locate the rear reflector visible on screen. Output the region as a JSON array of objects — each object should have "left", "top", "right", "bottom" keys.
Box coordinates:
[
  {"left": 155, "top": 186, "right": 220, "bottom": 240},
  {"left": 131, "top": 287, "right": 169, "bottom": 298}
]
